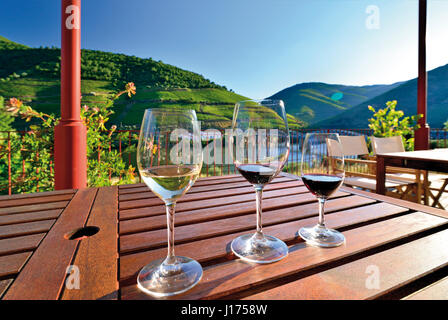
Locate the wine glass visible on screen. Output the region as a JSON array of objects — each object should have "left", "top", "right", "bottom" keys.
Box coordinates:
[
  {"left": 230, "top": 99, "right": 290, "bottom": 263},
  {"left": 299, "top": 132, "right": 345, "bottom": 247},
  {"left": 136, "top": 108, "right": 203, "bottom": 297}
]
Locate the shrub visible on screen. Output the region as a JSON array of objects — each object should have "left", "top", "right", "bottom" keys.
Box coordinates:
[
  {"left": 3, "top": 83, "right": 138, "bottom": 193},
  {"left": 368, "top": 100, "right": 422, "bottom": 151}
]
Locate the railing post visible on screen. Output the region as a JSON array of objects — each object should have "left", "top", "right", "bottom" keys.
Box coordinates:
[
  {"left": 8, "top": 132, "right": 11, "bottom": 195},
  {"left": 36, "top": 150, "right": 40, "bottom": 193},
  {"left": 415, "top": 0, "right": 430, "bottom": 150},
  {"left": 54, "top": 0, "right": 87, "bottom": 190}
]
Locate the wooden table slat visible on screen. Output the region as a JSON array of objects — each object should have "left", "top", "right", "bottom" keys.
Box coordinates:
[
  {"left": 0, "top": 189, "right": 75, "bottom": 201},
  {"left": 61, "top": 186, "right": 118, "bottom": 300},
  {"left": 120, "top": 188, "right": 349, "bottom": 222},
  {"left": 0, "top": 220, "right": 55, "bottom": 239},
  {"left": 0, "top": 209, "right": 62, "bottom": 226},
  {"left": 0, "top": 279, "right": 13, "bottom": 298},
  {"left": 0, "top": 233, "right": 46, "bottom": 256},
  {"left": 0, "top": 201, "right": 70, "bottom": 216},
  {"left": 0, "top": 193, "right": 74, "bottom": 209},
  {"left": 120, "top": 185, "right": 307, "bottom": 213},
  {"left": 0, "top": 252, "right": 32, "bottom": 278},
  {"left": 119, "top": 193, "right": 364, "bottom": 254},
  {"left": 404, "top": 275, "right": 448, "bottom": 300},
  {"left": 118, "top": 174, "right": 241, "bottom": 190},
  {"left": 342, "top": 186, "right": 448, "bottom": 220},
  {"left": 3, "top": 188, "right": 97, "bottom": 300},
  {"left": 118, "top": 176, "right": 292, "bottom": 197},
  {"left": 119, "top": 180, "right": 303, "bottom": 206},
  {"left": 119, "top": 201, "right": 410, "bottom": 283},
  {"left": 119, "top": 186, "right": 310, "bottom": 231},
  {"left": 246, "top": 227, "right": 448, "bottom": 300},
  {"left": 121, "top": 211, "right": 448, "bottom": 300}
]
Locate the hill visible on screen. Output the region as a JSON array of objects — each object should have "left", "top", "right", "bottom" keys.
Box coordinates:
[
  {"left": 0, "top": 36, "right": 306, "bottom": 130},
  {"left": 267, "top": 82, "right": 401, "bottom": 125},
  {"left": 315, "top": 64, "right": 448, "bottom": 128}
]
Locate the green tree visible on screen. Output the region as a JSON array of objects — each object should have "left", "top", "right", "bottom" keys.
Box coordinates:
[{"left": 367, "top": 100, "right": 422, "bottom": 151}]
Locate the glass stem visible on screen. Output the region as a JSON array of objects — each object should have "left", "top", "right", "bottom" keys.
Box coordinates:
[
  {"left": 318, "top": 198, "right": 326, "bottom": 227},
  {"left": 255, "top": 187, "right": 263, "bottom": 236},
  {"left": 165, "top": 202, "right": 176, "bottom": 265}
]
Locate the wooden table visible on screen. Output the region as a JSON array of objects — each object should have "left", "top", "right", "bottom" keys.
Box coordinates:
[
  {"left": 376, "top": 149, "right": 448, "bottom": 204},
  {"left": 2, "top": 174, "right": 448, "bottom": 300}
]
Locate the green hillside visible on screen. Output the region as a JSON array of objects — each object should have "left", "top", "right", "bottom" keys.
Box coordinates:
[
  {"left": 0, "top": 35, "right": 29, "bottom": 50},
  {"left": 267, "top": 82, "right": 401, "bottom": 126},
  {"left": 0, "top": 36, "right": 305, "bottom": 130},
  {"left": 316, "top": 64, "right": 448, "bottom": 128}
]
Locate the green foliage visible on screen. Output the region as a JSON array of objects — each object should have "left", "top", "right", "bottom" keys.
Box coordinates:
[
  {"left": 2, "top": 84, "right": 138, "bottom": 194},
  {"left": 0, "top": 96, "right": 14, "bottom": 131},
  {"left": 0, "top": 43, "right": 224, "bottom": 89},
  {"left": 367, "top": 100, "right": 422, "bottom": 151}
]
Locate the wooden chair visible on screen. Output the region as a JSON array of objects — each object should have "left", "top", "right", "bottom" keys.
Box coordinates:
[
  {"left": 370, "top": 136, "right": 405, "bottom": 154},
  {"left": 428, "top": 176, "right": 448, "bottom": 209},
  {"left": 418, "top": 148, "right": 448, "bottom": 209},
  {"left": 335, "top": 135, "right": 420, "bottom": 202},
  {"left": 370, "top": 136, "right": 426, "bottom": 203}
]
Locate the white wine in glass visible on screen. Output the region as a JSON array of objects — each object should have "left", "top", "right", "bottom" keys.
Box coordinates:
[{"left": 136, "top": 108, "right": 203, "bottom": 297}]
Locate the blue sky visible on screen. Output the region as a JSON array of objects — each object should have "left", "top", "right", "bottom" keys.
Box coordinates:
[{"left": 1, "top": 0, "right": 447, "bottom": 98}]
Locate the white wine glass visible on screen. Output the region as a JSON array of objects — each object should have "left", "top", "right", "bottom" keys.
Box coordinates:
[
  {"left": 136, "top": 108, "right": 203, "bottom": 297},
  {"left": 299, "top": 132, "right": 345, "bottom": 247},
  {"left": 230, "top": 99, "right": 290, "bottom": 263}
]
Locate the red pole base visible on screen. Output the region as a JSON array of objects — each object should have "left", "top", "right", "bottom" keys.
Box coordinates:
[
  {"left": 54, "top": 120, "right": 87, "bottom": 190},
  {"left": 414, "top": 124, "right": 430, "bottom": 150}
]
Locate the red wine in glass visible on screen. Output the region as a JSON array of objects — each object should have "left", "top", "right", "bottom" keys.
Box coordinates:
[
  {"left": 299, "top": 132, "right": 345, "bottom": 248},
  {"left": 237, "top": 164, "right": 276, "bottom": 186},
  {"left": 230, "top": 99, "right": 290, "bottom": 264},
  {"left": 301, "top": 174, "right": 343, "bottom": 199}
]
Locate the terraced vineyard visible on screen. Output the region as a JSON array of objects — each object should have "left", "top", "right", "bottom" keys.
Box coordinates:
[{"left": 0, "top": 36, "right": 305, "bottom": 130}]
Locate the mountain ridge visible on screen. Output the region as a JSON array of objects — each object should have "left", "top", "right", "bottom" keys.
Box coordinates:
[
  {"left": 315, "top": 63, "right": 448, "bottom": 128},
  {"left": 267, "top": 81, "right": 402, "bottom": 126}
]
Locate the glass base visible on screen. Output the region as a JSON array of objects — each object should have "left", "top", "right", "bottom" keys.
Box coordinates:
[
  {"left": 231, "top": 232, "right": 288, "bottom": 264},
  {"left": 137, "top": 256, "right": 203, "bottom": 297},
  {"left": 299, "top": 224, "right": 345, "bottom": 248}
]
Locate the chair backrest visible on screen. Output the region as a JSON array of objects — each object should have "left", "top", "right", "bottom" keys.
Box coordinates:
[
  {"left": 338, "top": 135, "right": 369, "bottom": 157},
  {"left": 326, "top": 138, "right": 344, "bottom": 157},
  {"left": 371, "top": 136, "right": 405, "bottom": 154}
]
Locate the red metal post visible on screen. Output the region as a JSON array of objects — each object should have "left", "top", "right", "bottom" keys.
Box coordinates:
[
  {"left": 8, "top": 132, "right": 11, "bottom": 195},
  {"left": 415, "top": 0, "right": 430, "bottom": 150},
  {"left": 54, "top": 0, "right": 87, "bottom": 190}
]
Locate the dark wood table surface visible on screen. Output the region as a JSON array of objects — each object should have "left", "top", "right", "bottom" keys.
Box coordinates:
[
  {"left": 2, "top": 174, "right": 448, "bottom": 300},
  {"left": 376, "top": 148, "right": 448, "bottom": 202}
]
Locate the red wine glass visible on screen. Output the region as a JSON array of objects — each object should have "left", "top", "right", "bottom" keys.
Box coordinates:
[
  {"left": 299, "top": 133, "right": 345, "bottom": 247},
  {"left": 230, "top": 99, "right": 290, "bottom": 263}
]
